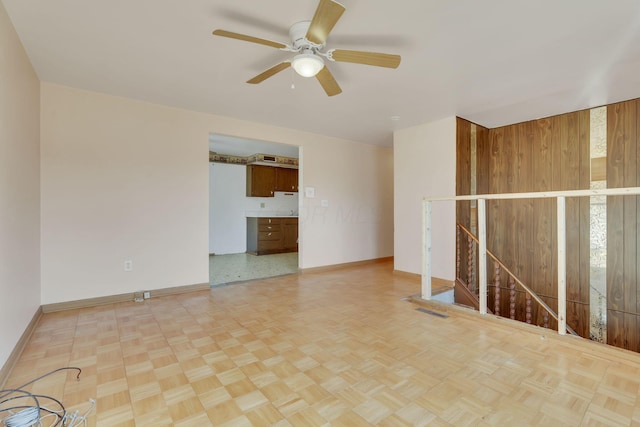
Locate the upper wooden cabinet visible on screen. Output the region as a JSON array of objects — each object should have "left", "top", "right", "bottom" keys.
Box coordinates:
[
  {"left": 275, "top": 167, "right": 298, "bottom": 192},
  {"left": 246, "top": 165, "right": 276, "bottom": 197},
  {"left": 247, "top": 165, "right": 298, "bottom": 197}
]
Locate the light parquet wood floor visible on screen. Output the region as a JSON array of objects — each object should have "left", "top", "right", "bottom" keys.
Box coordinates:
[{"left": 5, "top": 261, "right": 640, "bottom": 426}]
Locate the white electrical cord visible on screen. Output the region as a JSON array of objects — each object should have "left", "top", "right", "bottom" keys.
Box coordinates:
[
  {"left": 61, "top": 399, "right": 95, "bottom": 427},
  {"left": 3, "top": 406, "right": 41, "bottom": 427},
  {"left": 0, "top": 367, "right": 94, "bottom": 427}
]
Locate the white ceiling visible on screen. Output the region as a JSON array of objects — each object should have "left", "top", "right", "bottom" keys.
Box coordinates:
[{"left": 4, "top": 0, "right": 640, "bottom": 147}]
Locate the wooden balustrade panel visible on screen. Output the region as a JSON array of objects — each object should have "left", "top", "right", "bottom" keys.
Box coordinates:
[
  {"left": 456, "top": 117, "right": 472, "bottom": 229},
  {"left": 515, "top": 122, "right": 534, "bottom": 313},
  {"left": 543, "top": 311, "right": 550, "bottom": 329},
  {"left": 493, "top": 263, "right": 501, "bottom": 316},
  {"left": 456, "top": 110, "right": 590, "bottom": 338},
  {"left": 578, "top": 112, "right": 592, "bottom": 321},
  {"left": 487, "top": 285, "right": 495, "bottom": 313},
  {"left": 493, "top": 287, "right": 526, "bottom": 323},
  {"left": 467, "top": 236, "right": 474, "bottom": 290},
  {"left": 569, "top": 302, "right": 590, "bottom": 337},
  {"left": 529, "top": 294, "right": 589, "bottom": 336},
  {"left": 540, "top": 295, "right": 559, "bottom": 331},
  {"left": 607, "top": 98, "right": 640, "bottom": 351},
  {"left": 509, "top": 277, "right": 520, "bottom": 319},
  {"left": 456, "top": 226, "right": 461, "bottom": 279},
  {"left": 532, "top": 118, "right": 555, "bottom": 302},
  {"left": 607, "top": 311, "right": 640, "bottom": 352},
  {"left": 456, "top": 118, "right": 472, "bottom": 285},
  {"left": 563, "top": 111, "right": 591, "bottom": 309},
  {"left": 489, "top": 284, "right": 572, "bottom": 330}
]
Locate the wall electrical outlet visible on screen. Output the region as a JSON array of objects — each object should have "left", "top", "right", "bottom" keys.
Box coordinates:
[
  {"left": 124, "top": 259, "right": 133, "bottom": 271},
  {"left": 143, "top": 291, "right": 150, "bottom": 299}
]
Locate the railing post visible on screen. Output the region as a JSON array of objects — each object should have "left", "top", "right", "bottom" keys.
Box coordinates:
[
  {"left": 494, "top": 262, "right": 501, "bottom": 316},
  {"left": 478, "top": 199, "right": 487, "bottom": 315},
  {"left": 557, "top": 196, "right": 567, "bottom": 335},
  {"left": 543, "top": 311, "right": 550, "bottom": 329},
  {"left": 467, "top": 236, "right": 474, "bottom": 291},
  {"left": 456, "top": 225, "right": 461, "bottom": 281},
  {"left": 422, "top": 200, "right": 432, "bottom": 300},
  {"left": 509, "top": 275, "right": 515, "bottom": 320}
]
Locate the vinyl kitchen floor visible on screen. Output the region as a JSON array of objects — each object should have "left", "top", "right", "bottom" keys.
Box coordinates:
[{"left": 209, "top": 252, "right": 299, "bottom": 286}]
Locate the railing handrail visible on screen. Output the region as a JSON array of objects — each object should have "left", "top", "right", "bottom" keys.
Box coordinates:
[
  {"left": 423, "top": 187, "right": 640, "bottom": 337},
  {"left": 456, "top": 222, "right": 578, "bottom": 336},
  {"left": 424, "top": 186, "right": 640, "bottom": 202}
]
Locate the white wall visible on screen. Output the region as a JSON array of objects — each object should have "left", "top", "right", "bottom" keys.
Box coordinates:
[
  {"left": 40, "top": 83, "right": 394, "bottom": 304},
  {"left": 208, "top": 163, "right": 298, "bottom": 255},
  {"left": 209, "top": 163, "right": 246, "bottom": 254},
  {"left": 301, "top": 136, "right": 394, "bottom": 265},
  {"left": 393, "top": 116, "right": 456, "bottom": 279},
  {"left": 0, "top": 2, "right": 41, "bottom": 369}
]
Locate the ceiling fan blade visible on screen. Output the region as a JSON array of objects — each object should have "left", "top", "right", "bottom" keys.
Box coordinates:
[
  {"left": 331, "top": 49, "right": 401, "bottom": 68},
  {"left": 212, "top": 29, "right": 287, "bottom": 49},
  {"left": 306, "top": 0, "right": 346, "bottom": 45},
  {"left": 247, "top": 62, "right": 291, "bottom": 84},
  {"left": 316, "top": 66, "right": 342, "bottom": 96}
]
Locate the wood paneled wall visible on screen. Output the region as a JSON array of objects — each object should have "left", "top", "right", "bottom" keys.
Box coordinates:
[
  {"left": 456, "top": 117, "right": 472, "bottom": 227},
  {"left": 607, "top": 99, "right": 640, "bottom": 351},
  {"left": 456, "top": 118, "right": 473, "bottom": 285},
  {"left": 456, "top": 113, "right": 591, "bottom": 337}
]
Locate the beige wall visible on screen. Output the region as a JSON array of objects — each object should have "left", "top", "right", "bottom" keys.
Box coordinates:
[
  {"left": 0, "top": 2, "right": 41, "bottom": 368},
  {"left": 40, "top": 83, "right": 394, "bottom": 304},
  {"left": 393, "top": 117, "right": 456, "bottom": 279}
]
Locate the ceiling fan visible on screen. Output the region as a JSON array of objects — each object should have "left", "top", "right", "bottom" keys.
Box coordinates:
[{"left": 212, "top": 0, "right": 401, "bottom": 96}]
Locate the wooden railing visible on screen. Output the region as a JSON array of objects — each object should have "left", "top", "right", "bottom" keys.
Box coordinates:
[
  {"left": 421, "top": 186, "right": 640, "bottom": 337},
  {"left": 456, "top": 222, "right": 577, "bottom": 335}
]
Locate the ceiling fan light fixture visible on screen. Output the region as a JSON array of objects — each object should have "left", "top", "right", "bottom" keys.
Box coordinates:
[{"left": 292, "top": 53, "right": 324, "bottom": 77}]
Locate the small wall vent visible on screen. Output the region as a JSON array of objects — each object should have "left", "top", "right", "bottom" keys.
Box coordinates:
[{"left": 246, "top": 153, "right": 299, "bottom": 168}]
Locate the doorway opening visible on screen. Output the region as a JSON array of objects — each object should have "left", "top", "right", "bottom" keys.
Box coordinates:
[{"left": 208, "top": 133, "right": 300, "bottom": 285}]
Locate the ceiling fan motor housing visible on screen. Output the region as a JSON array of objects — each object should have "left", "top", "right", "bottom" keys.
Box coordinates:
[{"left": 289, "top": 21, "right": 324, "bottom": 51}]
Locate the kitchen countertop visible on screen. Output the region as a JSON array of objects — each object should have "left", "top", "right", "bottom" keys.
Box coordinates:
[{"left": 245, "top": 211, "right": 298, "bottom": 218}]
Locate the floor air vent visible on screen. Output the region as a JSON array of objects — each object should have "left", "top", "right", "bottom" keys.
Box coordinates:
[{"left": 416, "top": 307, "right": 448, "bottom": 318}]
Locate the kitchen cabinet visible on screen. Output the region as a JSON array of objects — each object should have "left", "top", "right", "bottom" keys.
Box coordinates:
[
  {"left": 247, "top": 217, "right": 298, "bottom": 255},
  {"left": 246, "top": 165, "right": 275, "bottom": 197},
  {"left": 247, "top": 165, "right": 298, "bottom": 197},
  {"left": 275, "top": 167, "right": 298, "bottom": 192},
  {"left": 282, "top": 218, "right": 298, "bottom": 250}
]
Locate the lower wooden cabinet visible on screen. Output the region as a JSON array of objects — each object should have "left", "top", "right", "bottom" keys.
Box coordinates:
[
  {"left": 247, "top": 217, "right": 298, "bottom": 255},
  {"left": 283, "top": 220, "right": 298, "bottom": 249}
]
